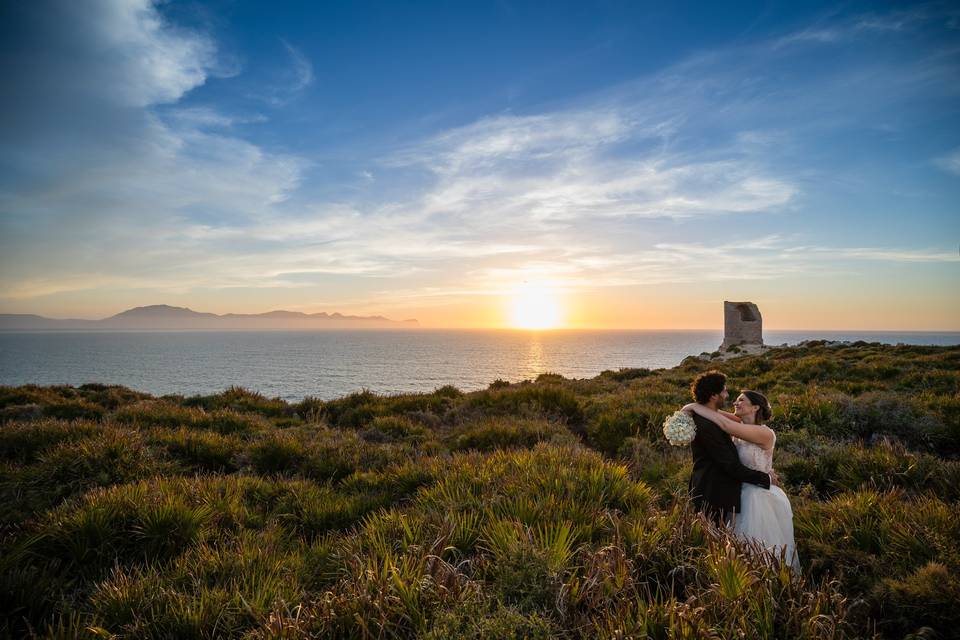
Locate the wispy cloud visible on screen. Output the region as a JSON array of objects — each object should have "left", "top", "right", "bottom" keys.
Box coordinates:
[
  {"left": 281, "top": 41, "right": 315, "bottom": 92},
  {"left": 934, "top": 149, "right": 960, "bottom": 175},
  {"left": 390, "top": 107, "right": 796, "bottom": 224},
  {"left": 814, "top": 247, "right": 960, "bottom": 262},
  {"left": 162, "top": 106, "right": 267, "bottom": 129},
  {"left": 773, "top": 28, "right": 843, "bottom": 49},
  {"left": 250, "top": 40, "right": 315, "bottom": 106},
  {"left": 773, "top": 7, "right": 935, "bottom": 50},
  {"left": 97, "top": 0, "right": 218, "bottom": 106},
  {"left": 353, "top": 236, "right": 959, "bottom": 309}
]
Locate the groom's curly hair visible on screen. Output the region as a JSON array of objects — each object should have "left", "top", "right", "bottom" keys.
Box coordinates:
[{"left": 691, "top": 370, "right": 726, "bottom": 403}]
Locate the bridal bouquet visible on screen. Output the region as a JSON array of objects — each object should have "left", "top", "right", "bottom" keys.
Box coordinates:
[{"left": 663, "top": 411, "right": 696, "bottom": 446}]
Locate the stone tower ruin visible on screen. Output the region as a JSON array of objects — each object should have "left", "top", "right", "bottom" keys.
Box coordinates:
[{"left": 722, "top": 301, "right": 763, "bottom": 349}]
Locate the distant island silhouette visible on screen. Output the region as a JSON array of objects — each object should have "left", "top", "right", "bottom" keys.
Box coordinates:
[{"left": 0, "top": 304, "right": 420, "bottom": 331}]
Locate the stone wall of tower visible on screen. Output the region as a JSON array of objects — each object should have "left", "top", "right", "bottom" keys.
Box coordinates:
[{"left": 722, "top": 301, "right": 763, "bottom": 348}]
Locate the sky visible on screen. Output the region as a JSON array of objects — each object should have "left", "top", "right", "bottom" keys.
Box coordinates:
[{"left": 1, "top": 0, "right": 958, "bottom": 330}]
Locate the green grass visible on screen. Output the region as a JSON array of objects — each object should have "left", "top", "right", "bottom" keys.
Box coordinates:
[{"left": 0, "top": 341, "right": 958, "bottom": 638}]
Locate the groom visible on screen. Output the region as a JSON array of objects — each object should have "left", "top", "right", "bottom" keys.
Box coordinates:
[{"left": 688, "top": 370, "right": 772, "bottom": 525}]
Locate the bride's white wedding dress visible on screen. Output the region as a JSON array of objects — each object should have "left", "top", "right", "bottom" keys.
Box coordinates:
[{"left": 731, "top": 433, "right": 800, "bottom": 570}]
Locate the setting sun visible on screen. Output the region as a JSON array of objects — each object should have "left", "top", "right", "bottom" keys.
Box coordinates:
[{"left": 509, "top": 284, "right": 563, "bottom": 329}]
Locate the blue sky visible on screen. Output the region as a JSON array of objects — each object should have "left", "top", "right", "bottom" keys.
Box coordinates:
[{"left": 1, "top": 0, "right": 958, "bottom": 329}]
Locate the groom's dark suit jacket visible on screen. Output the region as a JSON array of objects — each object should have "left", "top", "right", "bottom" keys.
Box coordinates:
[{"left": 688, "top": 412, "right": 770, "bottom": 522}]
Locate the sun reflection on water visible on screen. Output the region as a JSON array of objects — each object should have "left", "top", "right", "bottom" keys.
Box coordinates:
[{"left": 524, "top": 331, "right": 545, "bottom": 378}]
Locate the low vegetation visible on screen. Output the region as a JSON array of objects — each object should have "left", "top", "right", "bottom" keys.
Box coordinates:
[{"left": 1, "top": 342, "right": 957, "bottom": 638}]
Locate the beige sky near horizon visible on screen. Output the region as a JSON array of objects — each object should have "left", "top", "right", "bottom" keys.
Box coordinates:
[{"left": 5, "top": 269, "right": 957, "bottom": 331}]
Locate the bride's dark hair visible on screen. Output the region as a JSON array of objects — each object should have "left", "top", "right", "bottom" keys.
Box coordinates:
[{"left": 742, "top": 390, "right": 772, "bottom": 422}]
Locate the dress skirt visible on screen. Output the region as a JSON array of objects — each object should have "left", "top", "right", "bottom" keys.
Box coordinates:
[{"left": 733, "top": 484, "right": 800, "bottom": 571}]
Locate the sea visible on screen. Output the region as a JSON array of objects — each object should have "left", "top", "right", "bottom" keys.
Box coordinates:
[{"left": 1, "top": 330, "right": 957, "bottom": 401}]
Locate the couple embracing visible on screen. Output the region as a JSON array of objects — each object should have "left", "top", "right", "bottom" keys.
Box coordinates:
[{"left": 684, "top": 370, "right": 799, "bottom": 570}]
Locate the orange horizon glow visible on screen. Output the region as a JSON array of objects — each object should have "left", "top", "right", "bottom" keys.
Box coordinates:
[{"left": 3, "top": 280, "right": 959, "bottom": 333}]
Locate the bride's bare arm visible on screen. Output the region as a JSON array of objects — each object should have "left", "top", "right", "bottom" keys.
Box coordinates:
[
  {"left": 681, "top": 403, "right": 775, "bottom": 449},
  {"left": 718, "top": 410, "right": 743, "bottom": 423}
]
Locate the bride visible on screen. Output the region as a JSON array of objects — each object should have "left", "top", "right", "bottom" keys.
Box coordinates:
[{"left": 683, "top": 390, "right": 800, "bottom": 570}]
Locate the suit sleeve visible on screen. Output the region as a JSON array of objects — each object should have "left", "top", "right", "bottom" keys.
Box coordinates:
[{"left": 698, "top": 418, "right": 771, "bottom": 489}]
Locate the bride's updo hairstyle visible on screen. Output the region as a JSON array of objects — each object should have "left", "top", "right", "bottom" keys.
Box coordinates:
[{"left": 742, "top": 390, "right": 773, "bottom": 423}]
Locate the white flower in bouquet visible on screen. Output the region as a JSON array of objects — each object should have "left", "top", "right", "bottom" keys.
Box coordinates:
[{"left": 663, "top": 411, "right": 696, "bottom": 446}]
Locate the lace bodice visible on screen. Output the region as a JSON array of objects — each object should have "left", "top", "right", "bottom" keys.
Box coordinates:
[{"left": 734, "top": 431, "right": 775, "bottom": 473}]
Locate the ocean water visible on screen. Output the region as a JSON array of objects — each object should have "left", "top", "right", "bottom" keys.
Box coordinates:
[{"left": 1, "top": 330, "right": 957, "bottom": 401}]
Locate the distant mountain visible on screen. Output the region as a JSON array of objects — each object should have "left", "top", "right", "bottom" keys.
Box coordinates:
[
  {"left": 0, "top": 314, "right": 100, "bottom": 330},
  {"left": 0, "top": 305, "right": 420, "bottom": 330}
]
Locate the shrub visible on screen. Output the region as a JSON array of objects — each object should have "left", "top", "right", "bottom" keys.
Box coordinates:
[
  {"left": 835, "top": 393, "right": 942, "bottom": 449},
  {"left": 1, "top": 429, "right": 166, "bottom": 524},
  {"left": 796, "top": 489, "right": 960, "bottom": 636},
  {"left": 247, "top": 432, "right": 307, "bottom": 476},
  {"left": 181, "top": 386, "right": 291, "bottom": 418},
  {"left": 76, "top": 383, "right": 149, "bottom": 410},
  {"left": 86, "top": 528, "right": 301, "bottom": 637},
  {"left": 0, "top": 419, "right": 102, "bottom": 463},
  {"left": 480, "top": 518, "right": 577, "bottom": 611},
  {"left": 33, "top": 481, "right": 212, "bottom": 573},
  {"left": 32, "top": 429, "right": 158, "bottom": 488},
  {"left": 463, "top": 385, "right": 584, "bottom": 427},
  {"left": 450, "top": 417, "right": 570, "bottom": 452},
  {"left": 113, "top": 401, "right": 267, "bottom": 436},
  {"left": 0, "top": 385, "right": 60, "bottom": 408},
  {"left": 534, "top": 372, "right": 565, "bottom": 384},
  {"left": 320, "top": 389, "right": 379, "bottom": 428},
  {"left": 423, "top": 600, "right": 560, "bottom": 640},
  {"left": 769, "top": 389, "right": 847, "bottom": 434},
  {"left": 0, "top": 403, "right": 44, "bottom": 423},
  {"left": 415, "top": 445, "right": 655, "bottom": 542},
  {"left": 434, "top": 384, "right": 463, "bottom": 398},
  {"left": 113, "top": 400, "right": 199, "bottom": 429},
  {"left": 244, "top": 428, "right": 406, "bottom": 483},
  {"left": 150, "top": 428, "right": 242, "bottom": 472},
  {"left": 43, "top": 400, "right": 105, "bottom": 422},
  {"left": 203, "top": 409, "right": 267, "bottom": 435},
  {"left": 622, "top": 437, "right": 689, "bottom": 496},
  {"left": 360, "top": 415, "right": 427, "bottom": 443},
  {"left": 293, "top": 395, "right": 325, "bottom": 423},
  {"left": 778, "top": 440, "right": 960, "bottom": 499},
  {"left": 873, "top": 562, "right": 960, "bottom": 636},
  {"left": 585, "top": 412, "right": 640, "bottom": 457},
  {"left": 600, "top": 367, "right": 655, "bottom": 383}
]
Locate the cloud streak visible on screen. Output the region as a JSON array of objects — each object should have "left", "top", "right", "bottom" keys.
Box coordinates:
[
  {"left": 391, "top": 107, "right": 796, "bottom": 224},
  {"left": 282, "top": 41, "right": 315, "bottom": 92},
  {"left": 935, "top": 149, "right": 960, "bottom": 176},
  {"left": 252, "top": 40, "right": 315, "bottom": 106}
]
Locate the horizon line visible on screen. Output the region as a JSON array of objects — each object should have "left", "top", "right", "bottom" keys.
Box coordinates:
[{"left": 2, "top": 326, "right": 958, "bottom": 333}]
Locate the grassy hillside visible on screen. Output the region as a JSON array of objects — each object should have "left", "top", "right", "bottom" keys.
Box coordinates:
[{"left": 1, "top": 342, "right": 958, "bottom": 639}]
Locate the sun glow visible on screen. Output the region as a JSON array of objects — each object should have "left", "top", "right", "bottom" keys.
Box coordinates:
[{"left": 509, "top": 283, "right": 563, "bottom": 329}]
